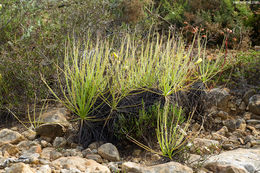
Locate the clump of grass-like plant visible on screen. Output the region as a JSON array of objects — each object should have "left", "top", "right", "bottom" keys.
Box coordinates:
[
  {"left": 157, "top": 100, "right": 192, "bottom": 159},
  {"left": 42, "top": 37, "right": 109, "bottom": 122},
  {"left": 42, "top": 31, "right": 226, "bottom": 150}
]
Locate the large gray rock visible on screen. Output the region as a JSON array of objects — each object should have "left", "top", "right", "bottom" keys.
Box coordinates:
[
  {"left": 98, "top": 143, "right": 120, "bottom": 161},
  {"left": 203, "top": 148, "right": 260, "bottom": 173},
  {"left": 52, "top": 156, "right": 110, "bottom": 173},
  {"left": 122, "top": 161, "right": 193, "bottom": 173},
  {"left": 248, "top": 95, "right": 260, "bottom": 115},
  {"left": 35, "top": 108, "right": 71, "bottom": 139},
  {"left": 0, "top": 129, "right": 24, "bottom": 147}
]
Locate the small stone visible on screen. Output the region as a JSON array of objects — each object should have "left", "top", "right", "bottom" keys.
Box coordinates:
[
  {"left": 151, "top": 154, "right": 161, "bottom": 162},
  {"left": 88, "top": 141, "right": 104, "bottom": 150},
  {"left": 216, "top": 126, "right": 228, "bottom": 136},
  {"left": 82, "top": 148, "right": 93, "bottom": 157},
  {"left": 244, "top": 135, "right": 255, "bottom": 144},
  {"left": 132, "top": 158, "right": 141, "bottom": 163},
  {"left": 239, "top": 101, "right": 246, "bottom": 111},
  {"left": 53, "top": 137, "right": 67, "bottom": 148},
  {"left": 60, "top": 168, "right": 81, "bottom": 173},
  {"left": 248, "top": 94, "right": 260, "bottom": 115},
  {"left": 50, "top": 150, "right": 63, "bottom": 161},
  {"left": 246, "top": 119, "right": 260, "bottom": 125},
  {"left": 251, "top": 140, "right": 260, "bottom": 146},
  {"left": 247, "top": 125, "right": 260, "bottom": 136},
  {"left": 191, "top": 138, "right": 220, "bottom": 155},
  {"left": 40, "top": 140, "right": 50, "bottom": 148},
  {"left": 107, "top": 162, "right": 120, "bottom": 173},
  {"left": 22, "top": 130, "right": 36, "bottom": 140},
  {"left": 238, "top": 138, "right": 244, "bottom": 145},
  {"left": 223, "top": 119, "right": 241, "bottom": 132},
  {"left": 41, "top": 147, "right": 56, "bottom": 160},
  {"left": 92, "top": 149, "right": 98, "bottom": 154},
  {"left": 37, "top": 165, "right": 52, "bottom": 173},
  {"left": 0, "top": 129, "right": 24, "bottom": 147},
  {"left": 211, "top": 133, "right": 229, "bottom": 141},
  {"left": 216, "top": 111, "right": 229, "bottom": 120},
  {"left": 243, "top": 112, "right": 251, "bottom": 120},
  {"left": 0, "top": 143, "right": 19, "bottom": 156},
  {"left": 243, "top": 89, "right": 256, "bottom": 106},
  {"left": 255, "top": 124, "right": 260, "bottom": 129},
  {"left": 62, "top": 149, "right": 82, "bottom": 157},
  {"left": 5, "top": 163, "right": 34, "bottom": 173},
  {"left": 132, "top": 149, "right": 142, "bottom": 157},
  {"left": 17, "top": 141, "right": 41, "bottom": 153},
  {"left": 228, "top": 101, "right": 236, "bottom": 111},
  {"left": 98, "top": 143, "right": 120, "bottom": 162},
  {"left": 20, "top": 152, "right": 40, "bottom": 164},
  {"left": 85, "top": 154, "right": 103, "bottom": 163}
]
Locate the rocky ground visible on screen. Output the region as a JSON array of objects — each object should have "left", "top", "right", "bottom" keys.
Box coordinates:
[{"left": 0, "top": 87, "right": 260, "bottom": 173}]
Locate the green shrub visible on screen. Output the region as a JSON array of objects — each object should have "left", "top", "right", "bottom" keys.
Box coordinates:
[{"left": 0, "top": 0, "right": 112, "bottom": 113}]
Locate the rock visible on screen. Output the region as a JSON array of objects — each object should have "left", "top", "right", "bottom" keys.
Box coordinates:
[
  {"left": 216, "top": 111, "right": 229, "bottom": 120},
  {"left": 98, "top": 143, "right": 120, "bottom": 161},
  {"left": 88, "top": 141, "right": 104, "bottom": 150},
  {"left": 247, "top": 125, "right": 260, "bottom": 136},
  {"left": 17, "top": 141, "right": 39, "bottom": 150},
  {"left": 223, "top": 119, "right": 242, "bottom": 132},
  {"left": 122, "top": 161, "right": 193, "bottom": 173},
  {"left": 5, "top": 163, "right": 34, "bottom": 173},
  {"left": 40, "top": 140, "right": 51, "bottom": 148},
  {"left": 215, "top": 126, "right": 228, "bottom": 136},
  {"left": 203, "top": 148, "right": 260, "bottom": 173},
  {"left": 191, "top": 138, "right": 220, "bottom": 154},
  {"left": 53, "top": 137, "right": 67, "bottom": 148},
  {"left": 20, "top": 152, "right": 40, "bottom": 164},
  {"left": 50, "top": 150, "right": 63, "bottom": 161},
  {"left": 243, "top": 112, "right": 251, "bottom": 120},
  {"left": 60, "top": 168, "right": 81, "bottom": 173},
  {"left": 0, "top": 129, "right": 24, "bottom": 147},
  {"left": 255, "top": 124, "right": 260, "bottom": 129},
  {"left": 35, "top": 108, "right": 71, "bottom": 139},
  {"left": 206, "top": 88, "right": 231, "bottom": 112},
  {"left": 37, "top": 165, "right": 52, "bottom": 173},
  {"left": 205, "top": 163, "right": 247, "bottom": 173},
  {"left": 52, "top": 156, "right": 110, "bottom": 173},
  {"left": 82, "top": 148, "right": 93, "bottom": 157},
  {"left": 132, "top": 149, "right": 142, "bottom": 157},
  {"left": 248, "top": 94, "right": 260, "bottom": 115},
  {"left": 0, "top": 144, "right": 19, "bottom": 156},
  {"left": 107, "top": 162, "right": 120, "bottom": 173},
  {"left": 62, "top": 149, "right": 82, "bottom": 157},
  {"left": 85, "top": 154, "right": 103, "bottom": 163},
  {"left": 41, "top": 147, "right": 56, "bottom": 160},
  {"left": 239, "top": 101, "right": 246, "bottom": 111},
  {"left": 21, "top": 129, "right": 36, "bottom": 140},
  {"left": 246, "top": 119, "right": 260, "bottom": 125},
  {"left": 186, "top": 154, "right": 203, "bottom": 166},
  {"left": 243, "top": 89, "right": 256, "bottom": 106}
]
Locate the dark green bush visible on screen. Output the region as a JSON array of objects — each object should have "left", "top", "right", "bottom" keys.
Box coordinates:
[{"left": 0, "top": 0, "right": 112, "bottom": 113}]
